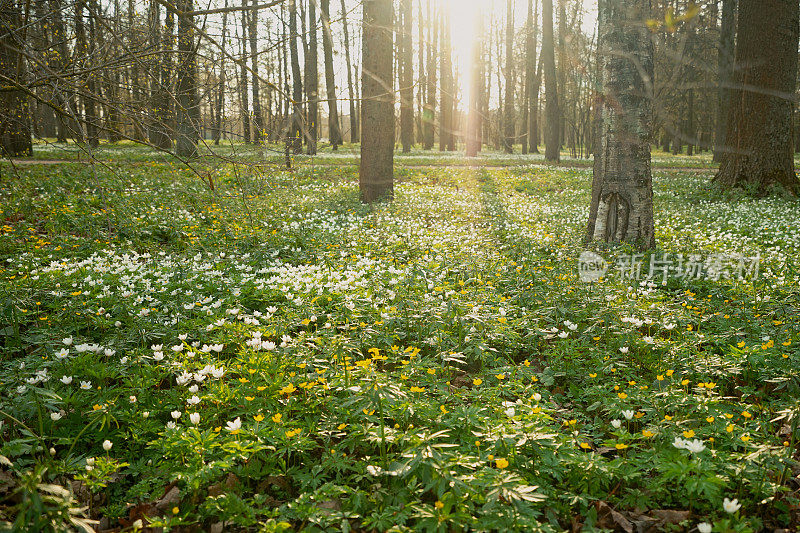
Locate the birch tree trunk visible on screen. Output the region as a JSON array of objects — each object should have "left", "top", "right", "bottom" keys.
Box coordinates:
[
  {"left": 359, "top": 0, "right": 394, "bottom": 203},
  {"left": 585, "top": 0, "right": 655, "bottom": 250},
  {"left": 713, "top": 0, "right": 799, "bottom": 195}
]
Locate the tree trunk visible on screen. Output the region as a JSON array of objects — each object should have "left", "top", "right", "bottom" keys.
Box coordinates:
[
  {"left": 214, "top": 0, "right": 228, "bottom": 145},
  {"left": 359, "top": 0, "right": 394, "bottom": 203},
  {"left": 466, "top": 9, "right": 483, "bottom": 158},
  {"left": 249, "top": 0, "right": 264, "bottom": 142},
  {"left": 0, "top": 0, "right": 32, "bottom": 156},
  {"left": 542, "top": 0, "right": 559, "bottom": 161},
  {"left": 321, "top": 0, "right": 342, "bottom": 149},
  {"left": 75, "top": 0, "right": 99, "bottom": 148},
  {"left": 522, "top": 0, "right": 535, "bottom": 154},
  {"left": 503, "top": 0, "right": 515, "bottom": 153},
  {"left": 399, "top": 0, "right": 413, "bottom": 152},
  {"left": 339, "top": 0, "right": 358, "bottom": 143},
  {"left": 439, "top": 11, "right": 453, "bottom": 152},
  {"left": 289, "top": 0, "right": 303, "bottom": 153},
  {"left": 713, "top": 0, "right": 735, "bottom": 162},
  {"left": 239, "top": 8, "right": 251, "bottom": 143},
  {"left": 422, "top": 1, "right": 436, "bottom": 150},
  {"left": 585, "top": 0, "right": 655, "bottom": 250},
  {"left": 714, "top": 0, "right": 799, "bottom": 195},
  {"left": 175, "top": 0, "right": 199, "bottom": 157},
  {"left": 305, "top": 0, "right": 318, "bottom": 154}
]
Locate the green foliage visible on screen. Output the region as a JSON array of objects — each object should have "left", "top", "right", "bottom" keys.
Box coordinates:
[{"left": 0, "top": 154, "right": 798, "bottom": 530}]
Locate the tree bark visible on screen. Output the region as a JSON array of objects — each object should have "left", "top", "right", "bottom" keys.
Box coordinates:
[
  {"left": 713, "top": 0, "right": 735, "bottom": 162},
  {"left": 249, "top": 0, "right": 264, "bottom": 142},
  {"left": 321, "top": 0, "right": 342, "bottom": 149},
  {"left": 423, "top": 1, "right": 436, "bottom": 150},
  {"left": 503, "top": 0, "right": 515, "bottom": 153},
  {"left": 399, "top": 0, "right": 413, "bottom": 152},
  {"left": 289, "top": 0, "right": 303, "bottom": 153},
  {"left": 305, "top": 0, "right": 318, "bottom": 153},
  {"left": 175, "top": 0, "right": 199, "bottom": 157},
  {"left": 542, "top": 0, "right": 559, "bottom": 161},
  {"left": 466, "top": 9, "right": 483, "bottom": 158},
  {"left": 339, "top": 0, "right": 358, "bottom": 143},
  {"left": 713, "top": 0, "right": 799, "bottom": 195},
  {"left": 585, "top": 0, "right": 655, "bottom": 250},
  {"left": 0, "top": 0, "right": 32, "bottom": 156},
  {"left": 359, "top": 0, "right": 394, "bottom": 203}
]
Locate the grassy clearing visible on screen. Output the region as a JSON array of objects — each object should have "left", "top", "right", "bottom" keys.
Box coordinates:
[{"left": 1, "top": 152, "right": 799, "bottom": 531}]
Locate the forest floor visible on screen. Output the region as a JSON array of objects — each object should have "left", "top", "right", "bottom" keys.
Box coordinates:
[{"left": 1, "top": 144, "right": 799, "bottom": 532}]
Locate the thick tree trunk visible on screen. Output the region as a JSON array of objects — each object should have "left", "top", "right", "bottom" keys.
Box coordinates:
[
  {"left": 359, "top": 0, "right": 394, "bottom": 203},
  {"left": 249, "top": 0, "right": 264, "bottom": 142},
  {"left": 340, "top": 0, "right": 358, "bottom": 143},
  {"left": 542, "top": 0, "right": 559, "bottom": 161},
  {"left": 305, "top": 0, "right": 318, "bottom": 154},
  {"left": 175, "top": 0, "right": 199, "bottom": 157},
  {"left": 713, "top": 0, "right": 799, "bottom": 195},
  {"left": 289, "top": 0, "right": 303, "bottom": 153},
  {"left": 321, "top": 0, "right": 342, "bottom": 149},
  {"left": 0, "top": 0, "right": 31, "bottom": 156},
  {"left": 399, "top": 0, "right": 413, "bottom": 153},
  {"left": 713, "top": 0, "right": 736, "bottom": 162},
  {"left": 585, "top": 0, "right": 655, "bottom": 250}
]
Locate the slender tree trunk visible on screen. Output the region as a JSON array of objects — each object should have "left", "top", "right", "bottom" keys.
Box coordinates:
[
  {"left": 175, "top": 0, "right": 199, "bottom": 157},
  {"left": 398, "top": 0, "right": 413, "bottom": 152},
  {"left": 0, "top": 0, "right": 32, "bottom": 156},
  {"left": 305, "top": 0, "right": 318, "bottom": 153},
  {"left": 439, "top": 11, "right": 453, "bottom": 151},
  {"left": 75, "top": 0, "right": 99, "bottom": 148},
  {"left": 249, "top": 0, "right": 264, "bottom": 142},
  {"left": 416, "top": 0, "right": 424, "bottom": 145},
  {"left": 289, "top": 0, "right": 303, "bottom": 153},
  {"left": 542, "top": 0, "right": 559, "bottom": 161},
  {"left": 585, "top": 0, "right": 655, "bottom": 249},
  {"left": 423, "top": 1, "right": 436, "bottom": 150},
  {"left": 360, "top": 0, "right": 394, "bottom": 203},
  {"left": 503, "top": 0, "right": 515, "bottom": 153},
  {"left": 214, "top": 0, "right": 228, "bottom": 145},
  {"left": 714, "top": 0, "right": 799, "bottom": 195},
  {"left": 339, "top": 0, "right": 358, "bottom": 143},
  {"left": 321, "top": 0, "right": 342, "bottom": 149},
  {"left": 522, "top": 0, "right": 535, "bottom": 154},
  {"left": 713, "top": 0, "right": 736, "bottom": 162},
  {"left": 466, "top": 9, "right": 483, "bottom": 158},
  {"left": 530, "top": 3, "right": 542, "bottom": 154},
  {"left": 239, "top": 8, "right": 251, "bottom": 143}
]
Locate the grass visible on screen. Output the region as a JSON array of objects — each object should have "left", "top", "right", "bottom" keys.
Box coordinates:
[{"left": 0, "top": 148, "right": 799, "bottom": 532}]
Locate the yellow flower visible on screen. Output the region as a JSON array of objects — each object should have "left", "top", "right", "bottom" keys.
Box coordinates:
[
  {"left": 642, "top": 430, "right": 655, "bottom": 438},
  {"left": 742, "top": 411, "right": 752, "bottom": 419},
  {"left": 589, "top": 373, "right": 597, "bottom": 378},
  {"left": 656, "top": 375, "right": 664, "bottom": 381},
  {"left": 238, "top": 377, "right": 249, "bottom": 384},
  {"left": 617, "top": 392, "right": 628, "bottom": 400},
  {"left": 434, "top": 500, "right": 444, "bottom": 510},
  {"left": 741, "top": 435, "right": 750, "bottom": 442},
  {"left": 279, "top": 384, "right": 296, "bottom": 395},
  {"left": 495, "top": 373, "right": 505, "bottom": 380},
  {"left": 254, "top": 414, "right": 264, "bottom": 422},
  {"left": 245, "top": 396, "right": 255, "bottom": 401},
  {"left": 409, "top": 386, "right": 425, "bottom": 393},
  {"left": 682, "top": 430, "right": 695, "bottom": 438},
  {"left": 257, "top": 386, "right": 267, "bottom": 391},
  {"left": 337, "top": 423, "right": 347, "bottom": 430},
  {"left": 666, "top": 369, "right": 674, "bottom": 376},
  {"left": 681, "top": 379, "right": 690, "bottom": 386},
  {"left": 362, "top": 409, "right": 375, "bottom": 416},
  {"left": 615, "top": 443, "right": 628, "bottom": 450},
  {"left": 495, "top": 458, "right": 509, "bottom": 469},
  {"left": 271, "top": 413, "right": 282, "bottom": 423},
  {"left": 427, "top": 368, "right": 436, "bottom": 375},
  {"left": 355, "top": 359, "right": 371, "bottom": 369},
  {"left": 172, "top": 506, "right": 180, "bottom": 515},
  {"left": 579, "top": 442, "right": 592, "bottom": 449},
  {"left": 737, "top": 341, "right": 746, "bottom": 348},
  {"left": 706, "top": 416, "right": 714, "bottom": 423},
  {"left": 472, "top": 378, "right": 483, "bottom": 386},
  {"left": 440, "top": 405, "right": 449, "bottom": 414},
  {"left": 664, "top": 415, "right": 673, "bottom": 421},
  {"left": 368, "top": 347, "right": 380, "bottom": 357},
  {"left": 726, "top": 424, "right": 734, "bottom": 433}
]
